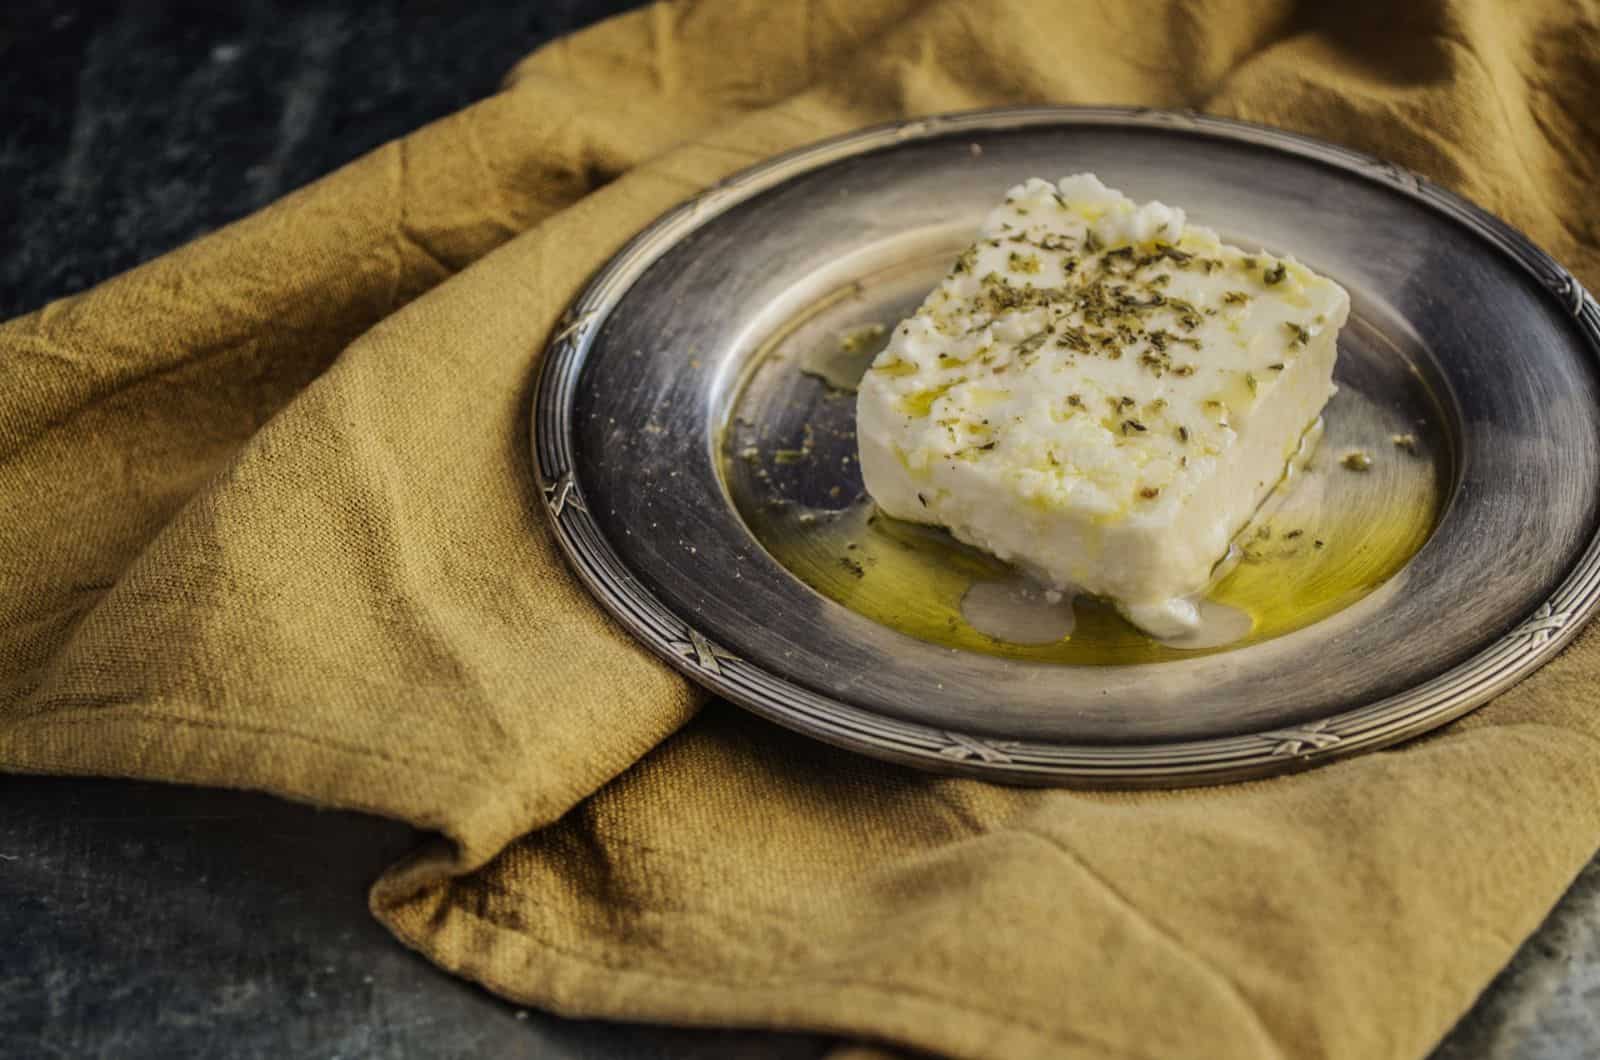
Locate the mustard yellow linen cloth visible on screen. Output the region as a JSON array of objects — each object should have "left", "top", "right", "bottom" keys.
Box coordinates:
[{"left": 5, "top": 2, "right": 1600, "bottom": 1057}]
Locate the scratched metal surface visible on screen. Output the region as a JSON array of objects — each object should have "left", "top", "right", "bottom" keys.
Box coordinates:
[{"left": 0, "top": 3, "right": 1596, "bottom": 1058}]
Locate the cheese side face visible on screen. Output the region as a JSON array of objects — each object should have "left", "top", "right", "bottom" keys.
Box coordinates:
[{"left": 855, "top": 174, "right": 1349, "bottom": 636}]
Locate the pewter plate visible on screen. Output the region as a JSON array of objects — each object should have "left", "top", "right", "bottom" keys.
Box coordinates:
[{"left": 532, "top": 107, "right": 1600, "bottom": 786}]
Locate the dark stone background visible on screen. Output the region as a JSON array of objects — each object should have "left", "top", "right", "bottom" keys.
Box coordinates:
[
  {"left": 0, "top": 0, "right": 648, "bottom": 318},
  {"left": 1, "top": 2, "right": 1596, "bottom": 1057}
]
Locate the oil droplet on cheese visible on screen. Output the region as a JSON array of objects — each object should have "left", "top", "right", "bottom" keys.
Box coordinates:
[{"left": 899, "top": 382, "right": 957, "bottom": 417}]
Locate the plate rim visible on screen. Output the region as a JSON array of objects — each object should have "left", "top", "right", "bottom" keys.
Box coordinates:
[{"left": 530, "top": 104, "right": 1600, "bottom": 787}]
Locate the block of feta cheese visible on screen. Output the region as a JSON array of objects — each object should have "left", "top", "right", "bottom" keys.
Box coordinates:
[{"left": 855, "top": 174, "right": 1349, "bottom": 637}]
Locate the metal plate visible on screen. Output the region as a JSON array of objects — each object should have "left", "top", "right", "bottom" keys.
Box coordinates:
[{"left": 532, "top": 107, "right": 1600, "bottom": 786}]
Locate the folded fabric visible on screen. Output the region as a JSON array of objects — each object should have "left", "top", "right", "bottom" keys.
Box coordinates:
[{"left": 3, "top": 2, "right": 1598, "bottom": 1057}]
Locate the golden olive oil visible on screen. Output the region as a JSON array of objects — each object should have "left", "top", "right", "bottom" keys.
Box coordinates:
[{"left": 734, "top": 486, "right": 1436, "bottom": 664}]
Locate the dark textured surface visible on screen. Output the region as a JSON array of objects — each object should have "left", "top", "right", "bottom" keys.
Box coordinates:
[
  {"left": 0, "top": 0, "right": 647, "bottom": 318},
  {"left": 0, "top": 775, "right": 833, "bottom": 1060},
  {"left": 0, "top": 3, "right": 1597, "bottom": 1058}
]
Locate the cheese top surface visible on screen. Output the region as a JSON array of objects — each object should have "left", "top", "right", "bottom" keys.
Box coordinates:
[{"left": 855, "top": 174, "right": 1349, "bottom": 632}]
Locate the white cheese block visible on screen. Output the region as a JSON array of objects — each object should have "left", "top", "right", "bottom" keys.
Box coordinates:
[{"left": 856, "top": 174, "right": 1348, "bottom": 637}]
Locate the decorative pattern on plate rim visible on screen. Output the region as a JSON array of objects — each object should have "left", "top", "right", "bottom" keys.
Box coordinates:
[
  {"left": 937, "top": 731, "right": 1017, "bottom": 764},
  {"left": 1131, "top": 106, "right": 1200, "bottom": 127},
  {"left": 541, "top": 471, "right": 585, "bottom": 519},
  {"left": 1506, "top": 603, "right": 1575, "bottom": 648},
  {"left": 667, "top": 628, "right": 736, "bottom": 677},
  {"left": 531, "top": 105, "right": 1600, "bottom": 787},
  {"left": 1262, "top": 720, "right": 1343, "bottom": 757}
]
